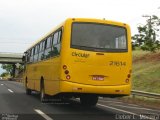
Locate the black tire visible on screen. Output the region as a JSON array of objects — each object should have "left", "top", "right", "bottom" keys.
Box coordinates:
[
  {"left": 26, "top": 88, "right": 31, "bottom": 95},
  {"left": 80, "top": 94, "right": 98, "bottom": 106},
  {"left": 40, "top": 81, "right": 47, "bottom": 103},
  {"left": 25, "top": 80, "right": 31, "bottom": 95}
]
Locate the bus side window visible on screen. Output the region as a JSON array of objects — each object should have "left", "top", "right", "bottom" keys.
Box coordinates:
[
  {"left": 33, "top": 44, "right": 39, "bottom": 62},
  {"left": 38, "top": 40, "right": 45, "bottom": 61},
  {"left": 29, "top": 49, "right": 32, "bottom": 62},
  {"left": 26, "top": 51, "right": 28, "bottom": 63},
  {"left": 57, "top": 30, "right": 62, "bottom": 52},
  {"left": 44, "top": 37, "right": 52, "bottom": 59},
  {"left": 33, "top": 47, "right": 36, "bottom": 62},
  {"left": 51, "top": 30, "right": 62, "bottom": 57},
  {"left": 57, "top": 30, "right": 62, "bottom": 43},
  {"left": 53, "top": 32, "right": 58, "bottom": 45},
  {"left": 30, "top": 48, "right": 34, "bottom": 62},
  {"left": 27, "top": 50, "right": 30, "bottom": 63},
  {"left": 51, "top": 32, "right": 58, "bottom": 57}
]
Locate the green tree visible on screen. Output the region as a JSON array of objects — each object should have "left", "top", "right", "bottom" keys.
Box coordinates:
[
  {"left": 0, "top": 72, "right": 9, "bottom": 77},
  {"left": 1, "top": 64, "right": 24, "bottom": 77},
  {"left": 1, "top": 64, "right": 13, "bottom": 76},
  {"left": 132, "top": 15, "right": 160, "bottom": 52}
]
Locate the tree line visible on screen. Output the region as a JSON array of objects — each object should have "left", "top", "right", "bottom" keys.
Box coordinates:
[{"left": 132, "top": 15, "right": 160, "bottom": 52}]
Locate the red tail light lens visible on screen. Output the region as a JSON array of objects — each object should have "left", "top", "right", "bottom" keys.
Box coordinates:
[
  {"left": 127, "top": 74, "right": 131, "bottom": 78},
  {"left": 64, "top": 70, "right": 69, "bottom": 74},
  {"left": 125, "top": 79, "right": 129, "bottom": 83},
  {"left": 63, "top": 65, "right": 67, "bottom": 69},
  {"left": 66, "top": 75, "right": 71, "bottom": 80}
]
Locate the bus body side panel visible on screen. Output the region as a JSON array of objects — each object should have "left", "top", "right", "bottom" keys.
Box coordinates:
[
  {"left": 44, "top": 57, "right": 61, "bottom": 95},
  {"left": 25, "top": 64, "right": 35, "bottom": 90},
  {"left": 24, "top": 57, "right": 61, "bottom": 96}
]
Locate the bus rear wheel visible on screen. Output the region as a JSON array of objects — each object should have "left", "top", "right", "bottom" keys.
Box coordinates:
[
  {"left": 80, "top": 94, "right": 98, "bottom": 106},
  {"left": 25, "top": 80, "right": 31, "bottom": 95},
  {"left": 26, "top": 88, "right": 31, "bottom": 95}
]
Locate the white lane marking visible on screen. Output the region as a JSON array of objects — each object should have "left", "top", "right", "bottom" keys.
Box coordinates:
[
  {"left": 99, "top": 99, "right": 125, "bottom": 104},
  {"left": 127, "top": 103, "right": 140, "bottom": 107},
  {"left": 99, "top": 99, "right": 139, "bottom": 107},
  {"left": 97, "top": 104, "right": 155, "bottom": 120},
  {"left": 98, "top": 103, "right": 137, "bottom": 115},
  {"left": 8, "top": 89, "right": 14, "bottom": 93},
  {"left": 34, "top": 109, "right": 53, "bottom": 120},
  {"left": 1, "top": 84, "right": 4, "bottom": 86},
  {"left": 110, "top": 104, "right": 160, "bottom": 113}
]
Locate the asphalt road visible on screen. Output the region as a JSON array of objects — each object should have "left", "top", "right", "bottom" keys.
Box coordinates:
[{"left": 0, "top": 80, "right": 160, "bottom": 120}]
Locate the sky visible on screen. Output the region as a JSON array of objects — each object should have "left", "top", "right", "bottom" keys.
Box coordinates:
[{"left": 0, "top": 0, "right": 160, "bottom": 74}]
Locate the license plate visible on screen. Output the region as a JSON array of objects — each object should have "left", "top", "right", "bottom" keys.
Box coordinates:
[{"left": 92, "top": 76, "right": 104, "bottom": 81}]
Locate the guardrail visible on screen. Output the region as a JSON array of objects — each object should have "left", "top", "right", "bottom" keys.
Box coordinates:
[{"left": 131, "top": 90, "right": 160, "bottom": 99}]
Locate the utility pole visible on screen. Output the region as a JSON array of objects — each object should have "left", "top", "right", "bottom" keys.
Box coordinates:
[{"left": 142, "top": 15, "right": 152, "bottom": 40}]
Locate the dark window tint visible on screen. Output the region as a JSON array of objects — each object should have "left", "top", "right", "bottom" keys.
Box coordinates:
[
  {"left": 34, "top": 45, "right": 39, "bottom": 54},
  {"left": 71, "top": 23, "right": 127, "bottom": 52},
  {"left": 27, "top": 28, "right": 63, "bottom": 63},
  {"left": 46, "top": 37, "right": 51, "bottom": 48},
  {"left": 50, "top": 30, "right": 62, "bottom": 57},
  {"left": 33, "top": 45, "right": 39, "bottom": 62},
  {"left": 30, "top": 48, "right": 34, "bottom": 62},
  {"left": 39, "top": 41, "right": 44, "bottom": 52},
  {"left": 53, "top": 32, "right": 58, "bottom": 45},
  {"left": 38, "top": 52, "right": 45, "bottom": 61},
  {"left": 57, "top": 31, "right": 62, "bottom": 43},
  {"left": 38, "top": 40, "right": 45, "bottom": 61},
  {"left": 44, "top": 37, "right": 52, "bottom": 59},
  {"left": 31, "top": 48, "right": 35, "bottom": 56},
  {"left": 26, "top": 50, "right": 30, "bottom": 62}
]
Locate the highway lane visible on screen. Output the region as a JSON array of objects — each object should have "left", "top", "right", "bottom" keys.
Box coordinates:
[
  {"left": 0, "top": 80, "right": 47, "bottom": 120},
  {"left": 0, "top": 80, "right": 160, "bottom": 120}
]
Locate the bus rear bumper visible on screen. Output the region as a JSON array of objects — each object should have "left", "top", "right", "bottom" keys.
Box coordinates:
[{"left": 60, "top": 81, "right": 131, "bottom": 96}]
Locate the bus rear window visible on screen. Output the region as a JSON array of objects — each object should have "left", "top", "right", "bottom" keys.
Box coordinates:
[{"left": 71, "top": 23, "right": 127, "bottom": 52}]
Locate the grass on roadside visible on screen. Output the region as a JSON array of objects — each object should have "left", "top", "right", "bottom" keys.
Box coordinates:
[
  {"left": 119, "top": 95, "right": 160, "bottom": 110},
  {"left": 132, "top": 50, "right": 160, "bottom": 93}
]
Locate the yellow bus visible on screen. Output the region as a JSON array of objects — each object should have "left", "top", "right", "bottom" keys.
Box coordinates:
[{"left": 23, "top": 18, "right": 132, "bottom": 106}]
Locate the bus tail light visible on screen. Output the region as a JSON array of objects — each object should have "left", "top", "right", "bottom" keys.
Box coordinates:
[
  {"left": 64, "top": 70, "right": 69, "bottom": 74},
  {"left": 63, "top": 65, "right": 67, "bottom": 69},
  {"left": 127, "top": 74, "right": 131, "bottom": 78},
  {"left": 66, "top": 75, "right": 71, "bottom": 80},
  {"left": 125, "top": 79, "right": 129, "bottom": 83}
]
